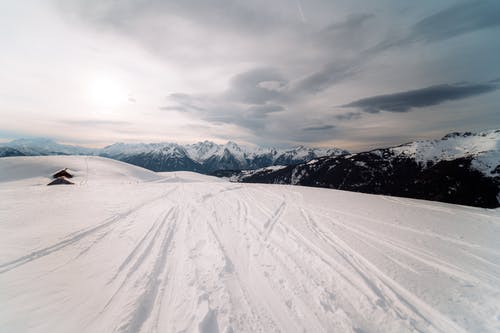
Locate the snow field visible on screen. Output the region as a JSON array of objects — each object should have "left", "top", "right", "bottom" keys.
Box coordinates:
[{"left": 0, "top": 156, "right": 499, "bottom": 332}]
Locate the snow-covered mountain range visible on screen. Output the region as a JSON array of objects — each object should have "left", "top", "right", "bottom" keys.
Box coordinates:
[
  {"left": 0, "top": 139, "right": 348, "bottom": 173},
  {"left": 1, "top": 130, "right": 498, "bottom": 207},
  {"left": 1, "top": 138, "right": 96, "bottom": 156},
  {"left": 101, "top": 141, "right": 348, "bottom": 173},
  {"left": 222, "top": 130, "right": 500, "bottom": 208}
]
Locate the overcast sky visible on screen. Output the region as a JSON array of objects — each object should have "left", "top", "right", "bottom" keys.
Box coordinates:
[{"left": 1, "top": 0, "right": 499, "bottom": 151}]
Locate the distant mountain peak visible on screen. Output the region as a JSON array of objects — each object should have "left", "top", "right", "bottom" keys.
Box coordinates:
[
  {"left": 225, "top": 129, "right": 499, "bottom": 208},
  {"left": 1, "top": 138, "right": 348, "bottom": 173},
  {"left": 9, "top": 137, "right": 59, "bottom": 146},
  {"left": 389, "top": 129, "right": 499, "bottom": 175}
]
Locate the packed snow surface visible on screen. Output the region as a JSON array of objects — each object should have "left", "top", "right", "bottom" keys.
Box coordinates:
[{"left": 0, "top": 156, "right": 499, "bottom": 333}]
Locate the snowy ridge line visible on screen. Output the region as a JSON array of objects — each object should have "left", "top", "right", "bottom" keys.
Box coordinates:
[
  {"left": 0, "top": 137, "right": 349, "bottom": 173},
  {"left": 103, "top": 141, "right": 347, "bottom": 164},
  {"left": 386, "top": 129, "right": 499, "bottom": 175}
]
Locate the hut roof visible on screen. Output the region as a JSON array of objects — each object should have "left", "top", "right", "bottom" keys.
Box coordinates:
[
  {"left": 47, "top": 177, "right": 74, "bottom": 186},
  {"left": 52, "top": 169, "right": 73, "bottom": 179}
]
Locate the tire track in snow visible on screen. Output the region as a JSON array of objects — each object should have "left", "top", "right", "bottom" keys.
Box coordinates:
[
  {"left": 107, "top": 208, "right": 174, "bottom": 285},
  {"left": 188, "top": 193, "right": 290, "bottom": 332},
  {"left": 211, "top": 193, "right": 328, "bottom": 331},
  {"left": 262, "top": 201, "right": 286, "bottom": 241},
  {"left": 251, "top": 209, "right": 347, "bottom": 331},
  {"left": 302, "top": 209, "right": 416, "bottom": 308},
  {"left": 97, "top": 207, "right": 177, "bottom": 317},
  {"left": 117, "top": 207, "right": 178, "bottom": 333},
  {"left": 205, "top": 216, "right": 235, "bottom": 275},
  {"left": 269, "top": 213, "right": 386, "bottom": 331},
  {"left": 200, "top": 185, "right": 244, "bottom": 202},
  {"left": 312, "top": 210, "right": 500, "bottom": 289},
  {"left": 314, "top": 204, "right": 499, "bottom": 254},
  {"left": 231, "top": 199, "right": 287, "bottom": 331},
  {"left": 0, "top": 188, "right": 177, "bottom": 274},
  {"left": 301, "top": 208, "right": 468, "bottom": 333}
]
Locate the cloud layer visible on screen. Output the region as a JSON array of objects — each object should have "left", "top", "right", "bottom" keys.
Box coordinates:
[
  {"left": 0, "top": 0, "right": 498, "bottom": 150},
  {"left": 343, "top": 82, "right": 498, "bottom": 113}
]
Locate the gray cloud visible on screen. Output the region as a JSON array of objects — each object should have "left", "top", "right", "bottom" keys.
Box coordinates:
[
  {"left": 60, "top": 0, "right": 500, "bottom": 97},
  {"left": 411, "top": 1, "right": 500, "bottom": 43},
  {"left": 225, "top": 68, "right": 288, "bottom": 104},
  {"left": 303, "top": 125, "right": 335, "bottom": 131},
  {"left": 293, "top": 60, "right": 360, "bottom": 94},
  {"left": 246, "top": 104, "right": 285, "bottom": 117},
  {"left": 162, "top": 93, "right": 206, "bottom": 112},
  {"left": 58, "top": 0, "right": 282, "bottom": 34},
  {"left": 292, "top": 14, "right": 378, "bottom": 94},
  {"left": 32, "top": 0, "right": 500, "bottom": 149},
  {"left": 372, "top": 1, "right": 500, "bottom": 53},
  {"left": 301, "top": 1, "right": 500, "bottom": 94},
  {"left": 161, "top": 92, "right": 274, "bottom": 133},
  {"left": 323, "top": 13, "right": 374, "bottom": 33},
  {"left": 335, "top": 112, "right": 362, "bottom": 121},
  {"left": 160, "top": 69, "right": 288, "bottom": 133},
  {"left": 343, "top": 82, "right": 498, "bottom": 113}
]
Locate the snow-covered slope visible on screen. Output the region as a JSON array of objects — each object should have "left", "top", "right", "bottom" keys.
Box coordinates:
[
  {"left": 389, "top": 130, "right": 499, "bottom": 176},
  {"left": 156, "top": 171, "right": 227, "bottom": 183},
  {"left": 0, "top": 156, "right": 499, "bottom": 333},
  {"left": 0, "top": 156, "right": 162, "bottom": 185}
]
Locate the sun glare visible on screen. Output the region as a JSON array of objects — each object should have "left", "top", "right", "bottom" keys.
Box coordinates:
[{"left": 87, "top": 76, "right": 126, "bottom": 109}]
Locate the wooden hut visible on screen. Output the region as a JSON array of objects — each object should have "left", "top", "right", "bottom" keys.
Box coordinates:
[
  {"left": 47, "top": 177, "right": 74, "bottom": 186},
  {"left": 52, "top": 168, "right": 73, "bottom": 179}
]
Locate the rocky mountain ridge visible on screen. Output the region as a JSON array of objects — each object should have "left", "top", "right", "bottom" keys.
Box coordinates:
[
  {"left": 0, "top": 138, "right": 348, "bottom": 173},
  {"left": 222, "top": 130, "right": 500, "bottom": 208}
]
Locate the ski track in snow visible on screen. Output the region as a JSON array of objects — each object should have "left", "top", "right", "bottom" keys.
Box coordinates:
[{"left": 1, "top": 157, "right": 499, "bottom": 332}]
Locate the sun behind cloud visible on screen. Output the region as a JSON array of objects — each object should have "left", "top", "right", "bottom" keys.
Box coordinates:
[{"left": 86, "top": 75, "right": 127, "bottom": 110}]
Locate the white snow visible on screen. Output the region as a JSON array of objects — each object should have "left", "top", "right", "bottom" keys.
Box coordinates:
[
  {"left": 230, "top": 165, "right": 288, "bottom": 182},
  {"left": 263, "top": 165, "right": 287, "bottom": 171},
  {"left": 390, "top": 130, "right": 499, "bottom": 176},
  {"left": 156, "top": 171, "right": 227, "bottom": 183},
  {"left": 184, "top": 141, "right": 223, "bottom": 162},
  {"left": 1, "top": 156, "right": 499, "bottom": 333},
  {"left": 246, "top": 165, "right": 288, "bottom": 173},
  {"left": 0, "top": 156, "right": 162, "bottom": 185}
]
